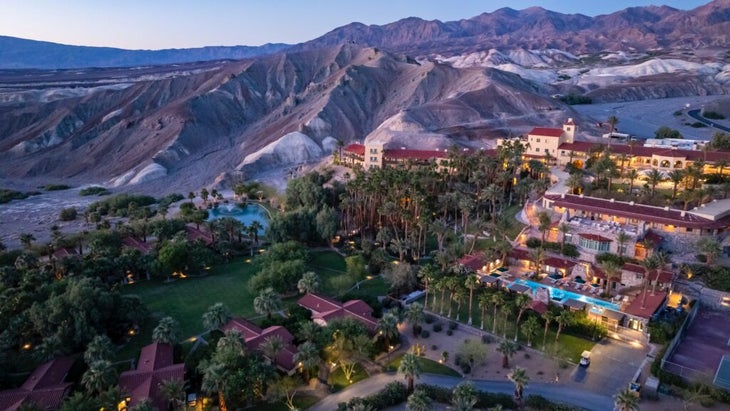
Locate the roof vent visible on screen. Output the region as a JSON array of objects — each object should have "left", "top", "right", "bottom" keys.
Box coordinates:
[{"left": 561, "top": 193, "right": 565, "bottom": 199}]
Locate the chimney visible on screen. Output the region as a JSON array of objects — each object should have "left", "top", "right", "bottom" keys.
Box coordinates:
[
  {"left": 561, "top": 193, "right": 565, "bottom": 199},
  {"left": 610, "top": 198, "right": 615, "bottom": 203},
  {"left": 630, "top": 201, "right": 635, "bottom": 206},
  {"left": 681, "top": 211, "right": 686, "bottom": 217}
]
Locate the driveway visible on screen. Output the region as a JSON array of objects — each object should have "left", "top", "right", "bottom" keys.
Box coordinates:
[
  {"left": 569, "top": 338, "right": 648, "bottom": 396},
  {"left": 308, "top": 372, "right": 615, "bottom": 411}
]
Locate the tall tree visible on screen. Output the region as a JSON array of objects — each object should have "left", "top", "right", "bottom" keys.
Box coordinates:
[
  {"left": 497, "top": 340, "right": 517, "bottom": 368},
  {"left": 537, "top": 211, "right": 552, "bottom": 244},
  {"left": 202, "top": 302, "right": 232, "bottom": 332},
  {"left": 644, "top": 169, "right": 664, "bottom": 198},
  {"left": 599, "top": 260, "right": 622, "bottom": 296},
  {"left": 405, "top": 302, "right": 425, "bottom": 337},
  {"left": 84, "top": 335, "right": 114, "bottom": 365},
  {"left": 508, "top": 367, "right": 530, "bottom": 406},
  {"left": 297, "top": 271, "right": 320, "bottom": 294},
  {"left": 640, "top": 255, "right": 659, "bottom": 309},
  {"left": 82, "top": 360, "right": 116, "bottom": 395},
  {"left": 464, "top": 273, "right": 478, "bottom": 325},
  {"left": 293, "top": 341, "right": 321, "bottom": 381},
  {"left": 261, "top": 334, "right": 285, "bottom": 364},
  {"left": 152, "top": 316, "right": 180, "bottom": 345},
  {"left": 521, "top": 316, "right": 540, "bottom": 347},
  {"left": 254, "top": 287, "right": 282, "bottom": 320},
  {"left": 541, "top": 310, "right": 556, "bottom": 351},
  {"left": 554, "top": 310, "right": 574, "bottom": 342},
  {"left": 398, "top": 353, "right": 422, "bottom": 393},
  {"left": 478, "top": 292, "right": 490, "bottom": 330},
  {"left": 451, "top": 382, "right": 477, "bottom": 411},
  {"left": 490, "top": 292, "right": 505, "bottom": 334},
  {"left": 417, "top": 264, "right": 439, "bottom": 310},
  {"left": 558, "top": 223, "right": 571, "bottom": 254},
  {"left": 159, "top": 378, "right": 186, "bottom": 411},
  {"left": 513, "top": 293, "right": 531, "bottom": 342},
  {"left": 376, "top": 312, "right": 400, "bottom": 347}
]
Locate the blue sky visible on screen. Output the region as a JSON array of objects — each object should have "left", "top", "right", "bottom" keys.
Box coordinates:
[{"left": 0, "top": 0, "right": 711, "bottom": 49}]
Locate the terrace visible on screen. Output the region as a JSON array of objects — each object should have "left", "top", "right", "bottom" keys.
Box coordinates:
[{"left": 567, "top": 216, "right": 641, "bottom": 237}]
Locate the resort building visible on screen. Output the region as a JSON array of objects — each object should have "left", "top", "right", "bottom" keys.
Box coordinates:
[
  {"left": 543, "top": 194, "right": 730, "bottom": 242},
  {"left": 524, "top": 118, "right": 577, "bottom": 161},
  {"left": 0, "top": 357, "right": 74, "bottom": 411},
  {"left": 298, "top": 293, "right": 378, "bottom": 332},
  {"left": 221, "top": 318, "right": 299, "bottom": 374},
  {"left": 118, "top": 343, "right": 185, "bottom": 411}
]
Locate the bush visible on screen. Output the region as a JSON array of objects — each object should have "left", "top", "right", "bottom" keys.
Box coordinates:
[
  {"left": 524, "top": 395, "right": 580, "bottom": 410},
  {"left": 433, "top": 323, "right": 443, "bottom": 333},
  {"left": 691, "top": 122, "right": 708, "bottom": 128},
  {"left": 559, "top": 94, "right": 592, "bottom": 105},
  {"left": 460, "top": 363, "right": 471, "bottom": 374},
  {"left": 424, "top": 314, "right": 434, "bottom": 324},
  {"left": 526, "top": 237, "right": 542, "bottom": 248},
  {"left": 476, "top": 392, "right": 516, "bottom": 410},
  {"left": 704, "top": 111, "right": 726, "bottom": 120},
  {"left": 79, "top": 186, "right": 110, "bottom": 196},
  {"left": 695, "top": 254, "right": 708, "bottom": 263},
  {"left": 59, "top": 207, "right": 78, "bottom": 221},
  {"left": 42, "top": 184, "right": 71, "bottom": 191},
  {"left": 562, "top": 243, "right": 580, "bottom": 258},
  {"left": 337, "top": 382, "right": 408, "bottom": 410},
  {"left": 446, "top": 330, "right": 453, "bottom": 336},
  {"left": 449, "top": 321, "right": 458, "bottom": 330},
  {"left": 481, "top": 335, "right": 493, "bottom": 344},
  {"left": 420, "top": 330, "right": 430, "bottom": 338}
]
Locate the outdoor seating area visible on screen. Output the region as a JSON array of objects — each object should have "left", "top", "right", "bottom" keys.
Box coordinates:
[{"left": 568, "top": 216, "right": 639, "bottom": 236}]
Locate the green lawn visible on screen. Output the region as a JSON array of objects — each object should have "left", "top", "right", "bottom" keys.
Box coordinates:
[
  {"left": 386, "top": 353, "right": 461, "bottom": 377},
  {"left": 327, "top": 363, "right": 369, "bottom": 391},
  {"left": 247, "top": 394, "right": 319, "bottom": 411},
  {"left": 122, "top": 259, "right": 261, "bottom": 338}
]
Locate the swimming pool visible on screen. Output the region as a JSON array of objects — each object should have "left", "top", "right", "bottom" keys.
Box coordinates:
[
  {"left": 510, "top": 278, "right": 620, "bottom": 311},
  {"left": 207, "top": 203, "right": 269, "bottom": 234}
]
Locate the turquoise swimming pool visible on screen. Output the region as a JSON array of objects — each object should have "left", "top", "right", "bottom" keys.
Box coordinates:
[
  {"left": 207, "top": 203, "right": 269, "bottom": 234},
  {"left": 510, "top": 278, "right": 620, "bottom": 311}
]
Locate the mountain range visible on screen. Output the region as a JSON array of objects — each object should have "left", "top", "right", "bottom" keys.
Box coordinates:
[{"left": 0, "top": 0, "right": 729, "bottom": 193}]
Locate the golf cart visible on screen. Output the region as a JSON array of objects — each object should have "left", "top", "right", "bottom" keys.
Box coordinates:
[{"left": 579, "top": 350, "right": 591, "bottom": 367}]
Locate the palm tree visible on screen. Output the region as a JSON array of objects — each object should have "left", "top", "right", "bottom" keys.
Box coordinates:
[
  {"left": 537, "top": 211, "right": 552, "bottom": 244},
  {"left": 451, "top": 287, "right": 466, "bottom": 321},
  {"left": 478, "top": 292, "right": 490, "bottom": 330},
  {"left": 202, "top": 302, "right": 232, "bottom": 332},
  {"left": 19, "top": 233, "right": 35, "bottom": 250},
  {"left": 616, "top": 231, "right": 630, "bottom": 259},
  {"left": 464, "top": 273, "right": 478, "bottom": 325},
  {"left": 490, "top": 292, "right": 505, "bottom": 334},
  {"left": 599, "top": 260, "right": 622, "bottom": 296},
  {"left": 668, "top": 169, "right": 685, "bottom": 199},
  {"left": 541, "top": 310, "right": 556, "bottom": 350},
  {"left": 406, "top": 388, "right": 432, "bottom": 411},
  {"left": 159, "top": 377, "right": 186, "bottom": 411},
  {"left": 82, "top": 360, "right": 116, "bottom": 395},
  {"left": 261, "top": 334, "right": 285, "bottom": 364},
  {"left": 508, "top": 367, "right": 530, "bottom": 405},
  {"left": 377, "top": 312, "right": 400, "bottom": 346},
  {"left": 696, "top": 237, "right": 722, "bottom": 265},
  {"left": 614, "top": 387, "right": 640, "bottom": 411},
  {"left": 625, "top": 169, "right": 639, "bottom": 194},
  {"left": 152, "top": 316, "right": 179, "bottom": 345},
  {"left": 554, "top": 310, "right": 574, "bottom": 342},
  {"left": 607, "top": 115, "right": 619, "bottom": 136},
  {"left": 84, "top": 335, "right": 114, "bottom": 365},
  {"left": 254, "top": 287, "right": 282, "bottom": 320},
  {"left": 558, "top": 223, "right": 571, "bottom": 253},
  {"left": 294, "top": 341, "right": 321, "bottom": 381},
  {"left": 567, "top": 173, "right": 583, "bottom": 195},
  {"left": 521, "top": 316, "right": 540, "bottom": 347},
  {"left": 644, "top": 169, "right": 665, "bottom": 198},
  {"left": 640, "top": 255, "right": 659, "bottom": 309},
  {"left": 199, "top": 361, "right": 229, "bottom": 411},
  {"left": 451, "top": 382, "right": 477, "bottom": 411},
  {"left": 297, "top": 271, "right": 320, "bottom": 294},
  {"left": 417, "top": 264, "right": 439, "bottom": 310},
  {"left": 530, "top": 247, "right": 545, "bottom": 274},
  {"left": 651, "top": 251, "right": 671, "bottom": 296},
  {"left": 398, "top": 353, "right": 422, "bottom": 393},
  {"left": 497, "top": 340, "right": 517, "bottom": 368},
  {"left": 405, "top": 302, "right": 425, "bottom": 337},
  {"left": 513, "top": 293, "right": 531, "bottom": 342}
]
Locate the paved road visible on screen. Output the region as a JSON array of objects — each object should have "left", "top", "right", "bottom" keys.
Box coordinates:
[
  {"left": 687, "top": 109, "right": 730, "bottom": 133},
  {"left": 308, "top": 372, "right": 615, "bottom": 411},
  {"left": 569, "top": 338, "right": 648, "bottom": 396}
]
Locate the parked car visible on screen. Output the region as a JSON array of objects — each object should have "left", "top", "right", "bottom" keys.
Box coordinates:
[{"left": 579, "top": 350, "right": 591, "bottom": 367}]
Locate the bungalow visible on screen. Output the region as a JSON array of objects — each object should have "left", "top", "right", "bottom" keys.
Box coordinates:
[
  {"left": 221, "top": 318, "right": 299, "bottom": 374},
  {"left": 298, "top": 293, "right": 378, "bottom": 332},
  {"left": 0, "top": 357, "right": 74, "bottom": 411},
  {"left": 118, "top": 342, "right": 185, "bottom": 411}
]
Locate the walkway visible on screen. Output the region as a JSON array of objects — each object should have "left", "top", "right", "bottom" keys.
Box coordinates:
[{"left": 307, "top": 372, "right": 614, "bottom": 411}]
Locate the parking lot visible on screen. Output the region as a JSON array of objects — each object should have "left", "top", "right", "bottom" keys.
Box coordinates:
[{"left": 569, "top": 338, "right": 649, "bottom": 396}]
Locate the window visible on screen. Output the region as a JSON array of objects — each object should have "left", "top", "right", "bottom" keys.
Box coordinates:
[
  {"left": 619, "top": 244, "right": 628, "bottom": 255},
  {"left": 369, "top": 148, "right": 378, "bottom": 154},
  {"left": 578, "top": 236, "right": 611, "bottom": 252},
  {"left": 536, "top": 138, "right": 541, "bottom": 143},
  {"left": 566, "top": 127, "right": 572, "bottom": 131},
  {"left": 536, "top": 148, "right": 540, "bottom": 153},
  {"left": 561, "top": 151, "right": 566, "bottom": 156},
  {"left": 370, "top": 156, "right": 378, "bottom": 162}
]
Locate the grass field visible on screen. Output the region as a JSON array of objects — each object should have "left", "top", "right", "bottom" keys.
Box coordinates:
[{"left": 327, "top": 363, "right": 369, "bottom": 392}]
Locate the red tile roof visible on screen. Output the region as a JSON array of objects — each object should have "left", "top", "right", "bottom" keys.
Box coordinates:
[
  {"left": 578, "top": 233, "right": 613, "bottom": 242},
  {"left": 558, "top": 142, "right": 730, "bottom": 163},
  {"left": 52, "top": 248, "right": 77, "bottom": 259},
  {"left": 543, "top": 256, "right": 577, "bottom": 270},
  {"left": 642, "top": 230, "right": 664, "bottom": 247},
  {"left": 118, "top": 343, "right": 185, "bottom": 411},
  {"left": 0, "top": 357, "right": 74, "bottom": 411},
  {"left": 508, "top": 248, "right": 531, "bottom": 261},
  {"left": 529, "top": 127, "right": 564, "bottom": 138},
  {"left": 458, "top": 254, "right": 486, "bottom": 271},
  {"left": 545, "top": 194, "right": 730, "bottom": 229},
  {"left": 223, "top": 319, "right": 299, "bottom": 372},
  {"left": 623, "top": 291, "right": 668, "bottom": 319},
  {"left": 344, "top": 143, "right": 365, "bottom": 156},
  {"left": 298, "top": 293, "right": 378, "bottom": 331},
  {"left": 622, "top": 263, "right": 644, "bottom": 274},
  {"left": 186, "top": 224, "right": 214, "bottom": 245},
  {"left": 122, "top": 237, "right": 152, "bottom": 253}
]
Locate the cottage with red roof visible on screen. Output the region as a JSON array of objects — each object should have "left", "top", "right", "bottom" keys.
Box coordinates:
[
  {"left": 298, "top": 293, "right": 378, "bottom": 332},
  {"left": 221, "top": 318, "right": 299, "bottom": 374},
  {"left": 118, "top": 343, "right": 185, "bottom": 411},
  {"left": 0, "top": 357, "right": 74, "bottom": 411}
]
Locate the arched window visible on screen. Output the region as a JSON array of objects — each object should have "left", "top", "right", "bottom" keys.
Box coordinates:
[
  {"left": 674, "top": 161, "right": 683, "bottom": 168},
  {"left": 660, "top": 160, "right": 670, "bottom": 168}
]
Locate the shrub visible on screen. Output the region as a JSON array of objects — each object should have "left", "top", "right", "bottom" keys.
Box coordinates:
[
  {"left": 562, "top": 243, "right": 580, "bottom": 258},
  {"left": 691, "top": 122, "right": 708, "bottom": 128},
  {"left": 524, "top": 395, "right": 579, "bottom": 410},
  {"left": 59, "top": 207, "right": 77, "bottom": 221},
  {"left": 424, "top": 314, "right": 435, "bottom": 324},
  {"left": 79, "top": 186, "right": 110, "bottom": 196},
  {"left": 476, "top": 392, "right": 516, "bottom": 409},
  {"left": 446, "top": 330, "right": 453, "bottom": 336},
  {"left": 559, "top": 94, "right": 592, "bottom": 105},
  {"left": 433, "top": 323, "right": 443, "bottom": 333},
  {"left": 449, "top": 321, "right": 458, "bottom": 330},
  {"left": 420, "top": 330, "right": 430, "bottom": 338},
  {"left": 481, "top": 335, "right": 493, "bottom": 344},
  {"left": 42, "top": 184, "right": 71, "bottom": 191},
  {"left": 460, "top": 363, "right": 471, "bottom": 374},
  {"left": 704, "top": 111, "right": 726, "bottom": 120},
  {"left": 695, "top": 254, "right": 708, "bottom": 263},
  {"left": 526, "top": 237, "right": 542, "bottom": 248}
]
